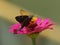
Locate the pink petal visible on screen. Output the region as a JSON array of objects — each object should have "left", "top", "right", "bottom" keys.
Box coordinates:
[
  {"left": 17, "top": 31, "right": 24, "bottom": 34},
  {"left": 9, "top": 23, "right": 21, "bottom": 33},
  {"left": 9, "top": 29, "right": 14, "bottom": 33},
  {"left": 40, "top": 18, "right": 50, "bottom": 27},
  {"left": 36, "top": 18, "right": 42, "bottom": 25},
  {"left": 34, "top": 26, "right": 43, "bottom": 32},
  {"left": 42, "top": 22, "right": 54, "bottom": 30},
  {"left": 11, "top": 22, "right": 21, "bottom": 29},
  {"left": 21, "top": 27, "right": 27, "bottom": 33}
]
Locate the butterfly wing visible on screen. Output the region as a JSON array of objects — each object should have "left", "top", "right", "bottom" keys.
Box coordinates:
[
  {"left": 21, "top": 16, "right": 33, "bottom": 28},
  {"left": 15, "top": 16, "right": 28, "bottom": 23}
]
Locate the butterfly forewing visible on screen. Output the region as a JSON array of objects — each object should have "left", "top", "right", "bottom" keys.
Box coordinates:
[{"left": 15, "top": 16, "right": 28, "bottom": 23}]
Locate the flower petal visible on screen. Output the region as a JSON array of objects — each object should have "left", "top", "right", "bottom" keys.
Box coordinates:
[
  {"left": 36, "top": 18, "right": 42, "bottom": 25},
  {"left": 9, "top": 23, "right": 21, "bottom": 33},
  {"left": 11, "top": 22, "right": 21, "bottom": 29},
  {"left": 40, "top": 18, "right": 50, "bottom": 27}
]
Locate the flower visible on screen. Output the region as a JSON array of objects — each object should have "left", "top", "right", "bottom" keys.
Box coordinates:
[{"left": 9, "top": 18, "right": 54, "bottom": 34}]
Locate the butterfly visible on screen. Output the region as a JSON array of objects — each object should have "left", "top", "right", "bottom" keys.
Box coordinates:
[
  {"left": 15, "top": 15, "right": 33, "bottom": 30},
  {"left": 15, "top": 9, "right": 33, "bottom": 30}
]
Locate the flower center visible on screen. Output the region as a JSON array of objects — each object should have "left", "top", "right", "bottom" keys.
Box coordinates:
[{"left": 27, "top": 21, "right": 37, "bottom": 30}]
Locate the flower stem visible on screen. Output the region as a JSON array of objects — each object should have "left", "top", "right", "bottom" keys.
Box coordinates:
[{"left": 31, "top": 38, "right": 36, "bottom": 45}]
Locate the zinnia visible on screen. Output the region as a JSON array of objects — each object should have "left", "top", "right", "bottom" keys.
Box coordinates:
[
  {"left": 9, "top": 17, "right": 54, "bottom": 34},
  {"left": 9, "top": 16, "right": 54, "bottom": 45}
]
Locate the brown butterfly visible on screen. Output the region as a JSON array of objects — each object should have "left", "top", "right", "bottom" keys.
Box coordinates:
[{"left": 15, "top": 9, "right": 33, "bottom": 30}]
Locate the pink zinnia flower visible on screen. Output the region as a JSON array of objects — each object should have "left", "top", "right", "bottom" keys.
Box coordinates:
[{"left": 9, "top": 18, "right": 54, "bottom": 34}]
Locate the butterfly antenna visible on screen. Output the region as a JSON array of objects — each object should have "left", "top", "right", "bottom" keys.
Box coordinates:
[{"left": 20, "top": 9, "right": 24, "bottom": 15}]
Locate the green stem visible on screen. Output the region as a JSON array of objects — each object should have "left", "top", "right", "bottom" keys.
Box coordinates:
[{"left": 31, "top": 38, "right": 36, "bottom": 45}]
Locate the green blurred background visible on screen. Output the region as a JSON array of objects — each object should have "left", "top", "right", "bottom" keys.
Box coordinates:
[{"left": 0, "top": 0, "right": 60, "bottom": 45}]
